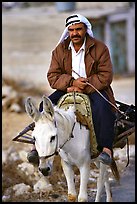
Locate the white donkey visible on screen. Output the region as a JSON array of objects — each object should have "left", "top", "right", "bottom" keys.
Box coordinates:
[{"left": 25, "top": 95, "right": 119, "bottom": 202}]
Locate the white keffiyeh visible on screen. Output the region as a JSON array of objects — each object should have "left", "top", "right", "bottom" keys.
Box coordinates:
[{"left": 57, "top": 14, "right": 94, "bottom": 46}]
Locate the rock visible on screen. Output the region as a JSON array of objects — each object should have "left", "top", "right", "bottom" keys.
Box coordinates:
[
  {"left": 2, "top": 150, "right": 8, "bottom": 164},
  {"left": 18, "top": 150, "right": 28, "bottom": 162},
  {"left": 2, "top": 83, "right": 23, "bottom": 112},
  {"left": 13, "top": 183, "right": 31, "bottom": 196},
  {"left": 34, "top": 177, "right": 53, "bottom": 192},
  {"left": 9, "top": 152, "right": 20, "bottom": 162},
  {"left": 17, "top": 161, "right": 41, "bottom": 183},
  {"left": 10, "top": 103, "right": 22, "bottom": 113},
  {"left": 2, "top": 85, "right": 13, "bottom": 97},
  {"left": 17, "top": 162, "right": 35, "bottom": 176}
]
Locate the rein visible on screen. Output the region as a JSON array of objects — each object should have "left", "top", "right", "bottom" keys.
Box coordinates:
[
  {"left": 72, "top": 69, "right": 127, "bottom": 118},
  {"left": 58, "top": 120, "right": 76, "bottom": 151}
]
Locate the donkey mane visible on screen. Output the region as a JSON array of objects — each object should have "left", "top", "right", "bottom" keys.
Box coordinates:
[{"left": 54, "top": 106, "right": 76, "bottom": 121}]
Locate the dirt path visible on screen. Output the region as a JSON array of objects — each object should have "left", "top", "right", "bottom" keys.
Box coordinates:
[{"left": 110, "top": 158, "right": 135, "bottom": 202}]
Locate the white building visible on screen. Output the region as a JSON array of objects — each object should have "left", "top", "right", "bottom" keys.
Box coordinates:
[{"left": 81, "top": 3, "right": 135, "bottom": 75}]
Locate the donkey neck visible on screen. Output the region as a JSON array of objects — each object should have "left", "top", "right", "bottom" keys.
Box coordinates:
[{"left": 54, "top": 108, "right": 76, "bottom": 146}]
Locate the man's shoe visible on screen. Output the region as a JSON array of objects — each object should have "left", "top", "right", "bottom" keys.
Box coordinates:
[
  {"left": 98, "top": 152, "right": 112, "bottom": 165},
  {"left": 27, "top": 149, "right": 39, "bottom": 165}
]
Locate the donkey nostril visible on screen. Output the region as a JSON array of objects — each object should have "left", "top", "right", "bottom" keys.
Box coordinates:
[{"left": 39, "top": 167, "right": 50, "bottom": 176}]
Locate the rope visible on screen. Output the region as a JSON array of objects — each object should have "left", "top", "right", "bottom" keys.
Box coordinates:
[
  {"left": 72, "top": 70, "right": 127, "bottom": 118},
  {"left": 125, "top": 138, "right": 129, "bottom": 167},
  {"left": 73, "top": 91, "right": 76, "bottom": 113}
]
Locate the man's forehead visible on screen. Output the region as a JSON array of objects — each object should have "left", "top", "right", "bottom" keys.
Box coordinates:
[{"left": 68, "top": 22, "right": 85, "bottom": 29}]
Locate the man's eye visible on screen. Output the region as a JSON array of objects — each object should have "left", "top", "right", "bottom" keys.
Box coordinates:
[
  {"left": 76, "top": 28, "right": 82, "bottom": 31},
  {"left": 68, "top": 29, "right": 73, "bottom": 32}
]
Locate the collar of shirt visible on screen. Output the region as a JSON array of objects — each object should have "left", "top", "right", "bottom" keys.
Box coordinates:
[
  {"left": 69, "top": 38, "right": 87, "bottom": 79},
  {"left": 68, "top": 38, "right": 86, "bottom": 54}
]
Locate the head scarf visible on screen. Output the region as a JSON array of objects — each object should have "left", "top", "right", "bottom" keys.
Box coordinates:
[{"left": 57, "top": 14, "right": 94, "bottom": 45}]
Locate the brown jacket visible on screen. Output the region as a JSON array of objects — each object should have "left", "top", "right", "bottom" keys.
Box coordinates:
[{"left": 47, "top": 34, "right": 116, "bottom": 108}]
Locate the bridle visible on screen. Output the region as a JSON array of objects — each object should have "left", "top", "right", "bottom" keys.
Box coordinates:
[
  {"left": 39, "top": 134, "right": 58, "bottom": 159},
  {"left": 39, "top": 117, "right": 76, "bottom": 160}
]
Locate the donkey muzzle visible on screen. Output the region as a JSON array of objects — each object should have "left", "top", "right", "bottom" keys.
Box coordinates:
[{"left": 39, "top": 167, "right": 51, "bottom": 176}]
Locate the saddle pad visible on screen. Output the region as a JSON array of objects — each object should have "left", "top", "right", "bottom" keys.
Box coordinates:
[
  {"left": 57, "top": 92, "right": 91, "bottom": 116},
  {"left": 57, "top": 92, "right": 99, "bottom": 157}
]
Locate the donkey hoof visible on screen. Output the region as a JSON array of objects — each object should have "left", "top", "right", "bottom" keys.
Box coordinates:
[{"left": 68, "top": 194, "right": 77, "bottom": 202}]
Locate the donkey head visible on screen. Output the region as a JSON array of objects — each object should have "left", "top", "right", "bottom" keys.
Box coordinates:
[{"left": 25, "top": 95, "right": 57, "bottom": 176}]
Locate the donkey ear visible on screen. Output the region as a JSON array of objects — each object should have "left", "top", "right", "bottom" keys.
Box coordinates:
[
  {"left": 42, "top": 95, "right": 54, "bottom": 119},
  {"left": 25, "top": 97, "right": 40, "bottom": 122}
]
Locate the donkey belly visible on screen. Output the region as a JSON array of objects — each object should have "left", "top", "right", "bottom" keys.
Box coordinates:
[{"left": 60, "top": 124, "right": 91, "bottom": 166}]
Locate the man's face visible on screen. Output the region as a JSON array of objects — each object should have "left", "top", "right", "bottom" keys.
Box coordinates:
[{"left": 68, "top": 23, "right": 87, "bottom": 45}]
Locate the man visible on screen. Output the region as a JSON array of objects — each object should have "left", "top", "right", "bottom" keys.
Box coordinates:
[{"left": 27, "top": 14, "right": 116, "bottom": 166}]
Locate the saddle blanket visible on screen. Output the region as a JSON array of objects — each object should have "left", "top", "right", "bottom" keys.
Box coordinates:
[{"left": 57, "top": 92, "right": 99, "bottom": 157}]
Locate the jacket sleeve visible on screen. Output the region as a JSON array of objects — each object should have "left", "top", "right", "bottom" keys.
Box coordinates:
[
  {"left": 47, "top": 47, "right": 74, "bottom": 91},
  {"left": 84, "top": 45, "right": 113, "bottom": 94}
]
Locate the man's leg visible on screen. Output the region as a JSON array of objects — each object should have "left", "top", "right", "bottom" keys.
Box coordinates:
[{"left": 88, "top": 91, "right": 116, "bottom": 165}]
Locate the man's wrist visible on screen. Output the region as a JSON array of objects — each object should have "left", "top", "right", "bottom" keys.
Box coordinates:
[{"left": 69, "top": 78, "right": 75, "bottom": 86}]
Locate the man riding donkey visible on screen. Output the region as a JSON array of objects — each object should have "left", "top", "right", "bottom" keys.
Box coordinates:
[{"left": 27, "top": 14, "right": 117, "bottom": 166}]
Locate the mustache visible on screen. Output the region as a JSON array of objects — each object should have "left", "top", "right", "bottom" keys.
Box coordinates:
[{"left": 72, "top": 35, "right": 81, "bottom": 38}]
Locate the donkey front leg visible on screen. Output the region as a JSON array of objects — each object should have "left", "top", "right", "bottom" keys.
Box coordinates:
[
  {"left": 61, "top": 159, "right": 77, "bottom": 202},
  {"left": 78, "top": 163, "right": 90, "bottom": 202}
]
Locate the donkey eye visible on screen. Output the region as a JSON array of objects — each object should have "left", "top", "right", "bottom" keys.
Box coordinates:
[{"left": 50, "top": 135, "right": 56, "bottom": 143}]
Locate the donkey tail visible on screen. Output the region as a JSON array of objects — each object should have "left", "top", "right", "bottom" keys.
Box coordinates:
[{"left": 110, "top": 158, "right": 120, "bottom": 182}]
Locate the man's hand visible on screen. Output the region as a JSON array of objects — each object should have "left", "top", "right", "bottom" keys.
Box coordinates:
[
  {"left": 72, "top": 77, "right": 88, "bottom": 90},
  {"left": 67, "top": 86, "right": 83, "bottom": 93}
]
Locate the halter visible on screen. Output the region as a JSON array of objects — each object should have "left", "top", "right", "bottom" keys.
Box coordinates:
[
  {"left": 39, "top": 136, "right": 58, "bottom": 159},
  {"left": 39, "top": 114, "right": 76, "bottom": 159},
  {"left": 58, "top": 119, "right": 76, "bottom": 151}
]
